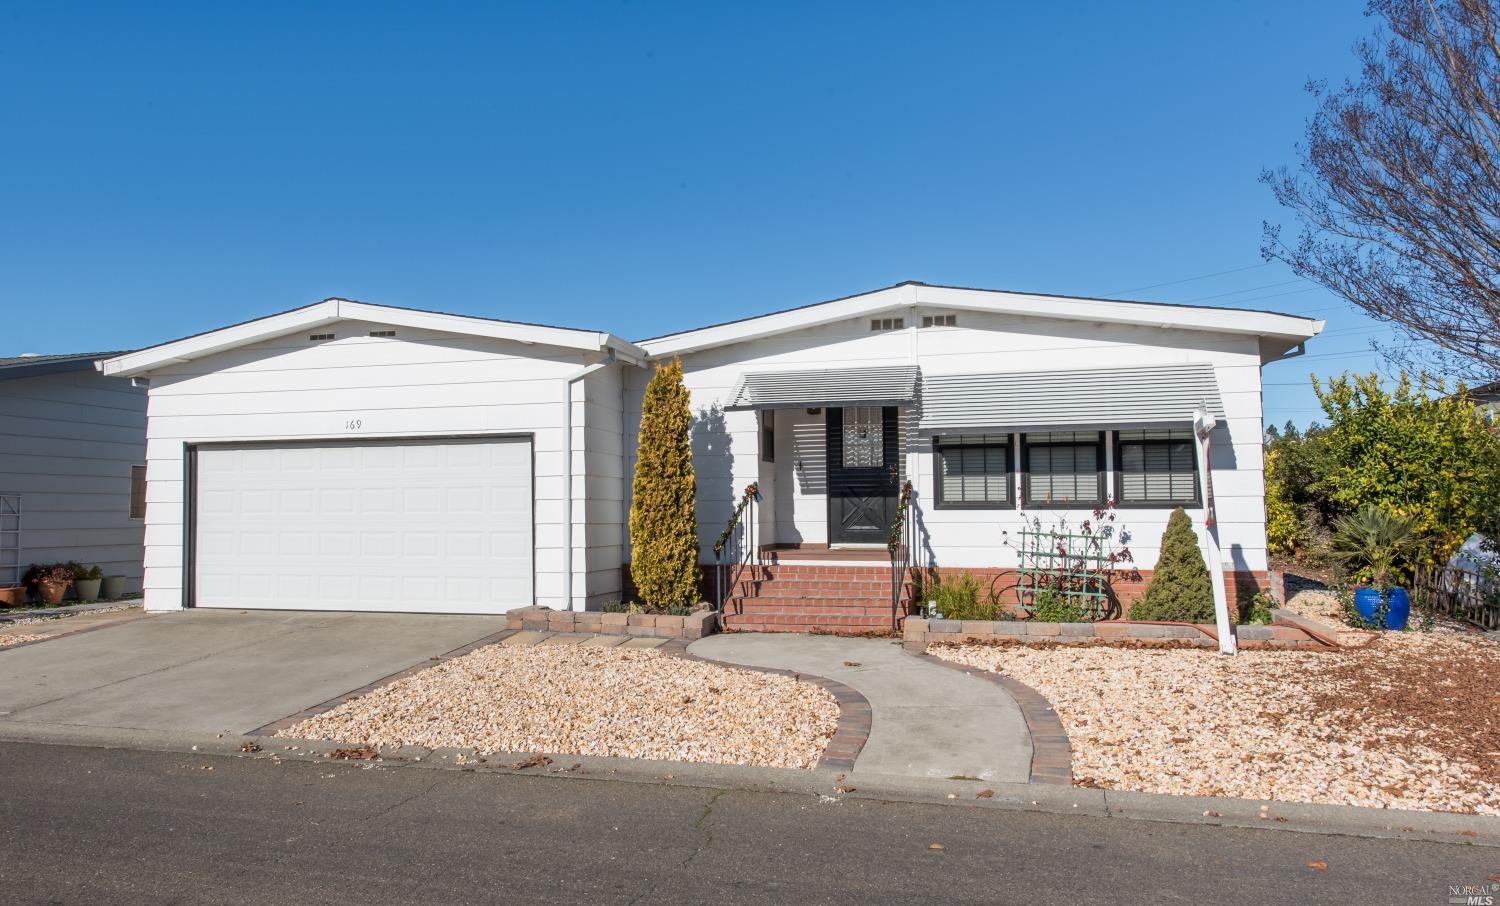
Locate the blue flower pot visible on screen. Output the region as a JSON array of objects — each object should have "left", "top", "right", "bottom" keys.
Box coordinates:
[{"left": 1352, "top": 586, "right": 1410, "bottom": 631}]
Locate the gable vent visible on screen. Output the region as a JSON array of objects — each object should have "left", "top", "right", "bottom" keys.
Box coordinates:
[
  {"left": 368, "top": 330, "right": 396, "bottom": 338},
  {"left": 308, "top": 333, "right": 335, "bottom": 341}
]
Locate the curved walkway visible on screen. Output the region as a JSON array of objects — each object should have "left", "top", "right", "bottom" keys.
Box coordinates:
[{"left": 689, "top": 633, "right": 1032, "bottom": 783}]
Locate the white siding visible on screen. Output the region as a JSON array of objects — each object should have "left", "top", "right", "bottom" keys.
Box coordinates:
[
  {"left": 0, "top": 369, "right": 148, "bottom": 590},
  {"left": 580, "top": 364, "right": 627, "bottom": 606},
  {"left": 132, "top": 320, "right": 625, "bottom": 612},
  {"left": 656, "top": 308, "right": 1269, "bottom": 574}
]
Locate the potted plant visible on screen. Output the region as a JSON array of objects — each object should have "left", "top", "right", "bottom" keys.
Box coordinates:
[
  {"left": 1331, "top": 505, "right": 1418, "bottom": 630},
  {"left": 100, "top": 574, "right": 126, "bottom": 600},
  {"left": 0, "top": 585, "right": 23, "bottom": 607},
  {"left": 74, "top": 565, "right": 103, "bottom": 602},
  {"left": 23, "top": 564, "right": 74, "bottom": 606}
]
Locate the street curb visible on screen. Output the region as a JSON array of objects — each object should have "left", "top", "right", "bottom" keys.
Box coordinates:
[{"left": 2, "top": 726, "right": 1495, "bottom": 848}]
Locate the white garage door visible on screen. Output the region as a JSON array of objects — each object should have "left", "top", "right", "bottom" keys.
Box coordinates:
[{"left": 193, "top": 437, "right": 533, "bottom": 613}]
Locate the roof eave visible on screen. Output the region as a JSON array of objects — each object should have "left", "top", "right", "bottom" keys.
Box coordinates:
[{"left": 98, "top": 299, "right": 644, "bottom": 378}]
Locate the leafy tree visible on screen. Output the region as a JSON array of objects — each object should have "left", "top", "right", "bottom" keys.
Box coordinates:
[
  {"left": 1263, "top": 420, "right": 1336, "bottom": 557},
  {"left": 1262, "top": 0, "right": 1500, "bottom": 381},
  {"left": 628, "top": 359, "right": 701, "bottom": 609},
  {"left": 1313, "top": 371, "right": 1500, "bottom": 561},
  {"left": 1131, "top": 508, "right": 1215, "bottom": 623}
]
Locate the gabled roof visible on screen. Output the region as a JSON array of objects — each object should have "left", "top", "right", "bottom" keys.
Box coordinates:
[
  {"left": 0, "top": 351, "right": 130, "bottom": 381},
  {"left": 636, "top": 281, "right": 1325, "bottom": 362},
  {"left": 97, "top": 298, "right": 647, "bottom": 378}
]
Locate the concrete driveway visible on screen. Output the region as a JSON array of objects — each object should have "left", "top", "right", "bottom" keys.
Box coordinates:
[{"left": 0, "top": 610, "right": 507, "bottom": 740}]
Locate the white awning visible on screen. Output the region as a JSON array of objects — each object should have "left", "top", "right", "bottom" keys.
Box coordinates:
[
  {"left": 724, "top": 365, "right": 920, "bottom": 410},
  {"left": 919, "top": 363, "right": 1226, "bottom": 431}
]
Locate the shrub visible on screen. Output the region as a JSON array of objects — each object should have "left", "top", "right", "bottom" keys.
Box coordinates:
[
  {"left": 1131, "top": 508, "right": 1215, "bottom": 623},
  {"left": 1330, "top": 504, "right": 1418, "bottom": 588},
  {"left": 628, "top": 358, "right": 701, "bottom": 611},
  {"left": 1028, "top": 587, "right": 1087, "bottom": 622},
  {"left": 1314, "top": 372, "right": 1500, "bottom": 563},
  {"left": 1240, "top": 591, "right": 1278, "bottom": 625}
]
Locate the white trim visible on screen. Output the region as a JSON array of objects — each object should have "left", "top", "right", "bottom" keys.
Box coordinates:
[
  {"left": 97, "top": 299, "right": 647, "bottom": 378},
  {"left": 639, "top": 283, "right": 1324, "bottom": 359}
]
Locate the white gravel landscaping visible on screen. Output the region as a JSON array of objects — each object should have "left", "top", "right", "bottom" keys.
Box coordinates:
[
  {"left": 0, "top": 632, "right": 47, "bottom": 647},
  {"left": 935, "top": 591, "right": 1500, "bottom": 815},
  {"left": 280, "top": 644, "right": 841, "bottom": 769}
]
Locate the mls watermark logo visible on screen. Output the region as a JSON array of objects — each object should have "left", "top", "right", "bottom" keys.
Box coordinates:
[{"left": 1448, "top": 882, "right": 1499, "bottom": 905}]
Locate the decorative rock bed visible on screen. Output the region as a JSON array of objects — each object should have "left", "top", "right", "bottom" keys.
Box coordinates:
[
  {"left": 505, "top": 606, "right": 718, "bottom": 640},
  {"left": 279, "top": 644, "right": 837, "bottom": 769}
]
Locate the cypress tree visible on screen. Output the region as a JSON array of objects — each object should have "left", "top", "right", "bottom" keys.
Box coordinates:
[
  {"left": 628, "top": 358, "right": 701, "bottom": 610},
  {"left": 1131, "top": 507, "right": 1215, "bottom": 622}
]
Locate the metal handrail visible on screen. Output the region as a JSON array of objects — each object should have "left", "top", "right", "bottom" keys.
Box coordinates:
[
  {"left": 713, "top": 483, "right": 760, "bottom": 613},
  {"left": 887, "top": 481, "right": 914, "bottom": 629}
]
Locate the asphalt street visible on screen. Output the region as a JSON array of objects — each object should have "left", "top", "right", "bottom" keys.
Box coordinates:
[{"left": 0, "top": 741, "right": 1490, "bottom": 905}]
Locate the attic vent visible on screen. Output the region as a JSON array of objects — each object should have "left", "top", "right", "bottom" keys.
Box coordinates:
[
  {"left": 368, "top": 330, "right": 396, "bottom": 338},
  {"left": 308, "top": 333, "right": 335, "bottom": 341},
  {"left": 870, "top": 317, "right": 905, "bottom": 332},
  {"left": 922, "top": 315, "right": 957, "bottom": 328}
]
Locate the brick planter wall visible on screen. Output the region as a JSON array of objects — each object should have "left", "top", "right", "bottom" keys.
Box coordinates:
[
  {"left": 505, "top": 606, "right": 718, "bottom": 641},
  {"left": 903, "top": 617, "right": 1335, "bottom": 651}
]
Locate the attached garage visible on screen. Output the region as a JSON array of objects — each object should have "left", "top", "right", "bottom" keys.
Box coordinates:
[
  {"left": 99, "top": 298, "right": 644, "bottom": 615},
  {"left": 190, "top": 436, "right": 533, "bottom": 613}
]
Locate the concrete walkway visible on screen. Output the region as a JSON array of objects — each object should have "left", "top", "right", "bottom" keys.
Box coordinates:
[{"left": 689, "top": 633, "right": 1032, "bottom": 783}]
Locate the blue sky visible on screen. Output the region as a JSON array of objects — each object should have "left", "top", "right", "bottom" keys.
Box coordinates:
[{"left": 0, "top": 1, "right": 1407, "bottom": 427}]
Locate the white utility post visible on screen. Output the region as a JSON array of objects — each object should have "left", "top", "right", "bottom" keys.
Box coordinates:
[{"left": 1193, "top": 404, "right": 1237, "bottom": 655}]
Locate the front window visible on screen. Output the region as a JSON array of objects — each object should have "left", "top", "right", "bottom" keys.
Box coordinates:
[
  {"left": 1116, "top": 428, "right": 1199, "bottom": 505},
  {"left": 1023, "top": 431, "right": 1103, "bottom": 506},
  {"left": 841, "top": 406, "right": 883, "bottom": 467},
  {"left": 934, "top": 434, "right": 1012, "bottom": 508}
]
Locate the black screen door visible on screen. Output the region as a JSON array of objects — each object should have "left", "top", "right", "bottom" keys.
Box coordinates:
[{"left": 826, "top": 406, "right": 899, "bottom": 544}]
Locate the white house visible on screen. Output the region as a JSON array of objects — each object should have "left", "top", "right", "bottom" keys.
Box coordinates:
[
  {"left": 98, "top": 282, "right": 1322, "bottom": 631},
  {"left": 1, "top": 352, "right": 148, "bottom": 596}
]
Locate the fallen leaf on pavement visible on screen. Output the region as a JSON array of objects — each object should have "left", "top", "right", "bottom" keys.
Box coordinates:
[
  {"left": 928, "top": 843, "right": 944, "bottom": 851},
  {"left": 1202, "top": 810, "right": 1220, "bottom": 817},
  {"left": 329, "top": 746, "right": 380, "bottom": 761},
  {"left": 1306, "top": 861, "right": 1327, "bottom": 871},
  {"left": 834, "top": 785, "right": 856, "bottom": 794},
  {"left": 509, "top": 754, "right": 552, "bottom": 770},
  {"left": 240, "top": 742, "right": 261, "bottom": 753},
  {"left": 976, "top": 789, "right": 994, "bottom": 798},
  {"left": 843, "top": 661, "right": 861, "bottom": 667}
]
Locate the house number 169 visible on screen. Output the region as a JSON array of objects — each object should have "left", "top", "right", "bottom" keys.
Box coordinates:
[{"left": 344, "top": 419, "right": 363, "bottom": 430}]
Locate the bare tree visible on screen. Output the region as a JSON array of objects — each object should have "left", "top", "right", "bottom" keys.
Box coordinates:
[{"left": 1262, "top": 0, "right": 1500, "bottom": 382}]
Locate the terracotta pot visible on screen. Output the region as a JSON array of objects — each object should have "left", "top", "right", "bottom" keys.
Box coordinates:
[
  {"left": 38, "top": 579, "right": 69, "bottom": 605},
  {"left": 74, "top": 578, "right": 102, "bottom": 602},
  {"left": 0, "top": 586, "right": 24, "bottom": 608}
]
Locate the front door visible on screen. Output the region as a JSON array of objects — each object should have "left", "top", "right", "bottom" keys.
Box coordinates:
[{"left": 826, "top": 406, "right": 899, "bottom": 545}]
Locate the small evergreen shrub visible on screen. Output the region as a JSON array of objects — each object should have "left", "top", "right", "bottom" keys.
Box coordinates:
[
  {"left": 628, "top": 359, "right": 701, "bottom": 611},
  {"left": 1131, "top": 508, "right": 1215, "bottom": 623}
]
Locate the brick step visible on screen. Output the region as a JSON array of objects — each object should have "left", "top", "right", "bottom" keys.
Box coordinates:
[
  {"left": 723, "top": 615, "right": 896, "bottom": 633},
  {"left": 730, "top": 582, "right": 895, "bottom": 597},
  {"left": 727, "top": 567, "right": 893, "bottom": 580},
  {"left": 727, "top": 597, "right": 893, "bottom": 611}
]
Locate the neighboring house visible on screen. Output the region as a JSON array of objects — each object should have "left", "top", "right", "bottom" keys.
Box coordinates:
[
  {"left": 1468, "top": 379, "right": 1499, "bottom": 421},
  {"left": 0, "top": 352, "right": 148, "bottom": 595},
  {"left": 97, "top": 282, "right": 1322, "bottom": 630}
]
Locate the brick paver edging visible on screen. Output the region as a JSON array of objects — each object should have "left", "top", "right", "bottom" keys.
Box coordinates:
[
  {"left": 248, "top": 628, "right": 522, "bottom": 737},
  {"left": 659, "top": 639, "right": 872, "bottom": 772},
  {"left": 249, "top": 630, "right": 872, "bottom": 773},
  {"left": 917, "top": 652, "right": 1073, "bottom": 786}
]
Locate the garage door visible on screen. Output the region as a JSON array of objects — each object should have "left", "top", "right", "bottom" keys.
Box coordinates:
[{"left": 192, "top": 437, "right": 533, "bottom": 613}]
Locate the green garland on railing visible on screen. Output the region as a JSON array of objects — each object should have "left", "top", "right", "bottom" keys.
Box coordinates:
[
  {"left": 714, "top": 482, "right": 760, "bottom": 557},
  {"left": 888, "top": 480, "right": 914, "bottom": 553}
]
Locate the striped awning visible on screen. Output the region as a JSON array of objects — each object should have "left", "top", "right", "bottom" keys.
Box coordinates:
[
  {"left": 919, "top": 363, "right": 1225, "bottom": 431},
  {"left": 724, "top": 365, "right": 920, "bottom": 410}
]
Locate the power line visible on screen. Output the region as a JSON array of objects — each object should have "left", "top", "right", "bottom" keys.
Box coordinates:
[
  {"left": 1105, "top": 262, "right": 1271, "bottom": 295},
  {"left": 1171, "top": 278, "right": 1307, "bottom": 304}
]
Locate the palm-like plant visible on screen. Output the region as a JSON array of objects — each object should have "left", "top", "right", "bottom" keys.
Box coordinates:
[{"left": 1330, "top": 505, "right": 1419, "bottom": 588}]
